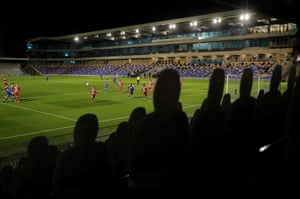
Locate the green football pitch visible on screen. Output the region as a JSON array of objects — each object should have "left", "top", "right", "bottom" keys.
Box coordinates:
[{"left": 0, "top": 75, "right": 285, "bottom": 157}]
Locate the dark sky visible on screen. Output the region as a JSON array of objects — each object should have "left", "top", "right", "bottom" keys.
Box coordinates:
[{"left": 0, "top": 0, "right": 298, "bottom": 58}]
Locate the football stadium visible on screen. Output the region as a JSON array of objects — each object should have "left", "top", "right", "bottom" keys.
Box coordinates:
[{"left": 0, "top": 7, "right": 299, "bottom": 199}]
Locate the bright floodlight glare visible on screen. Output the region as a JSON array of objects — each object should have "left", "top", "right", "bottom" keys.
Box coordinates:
[
  {"left": 213, "top": 17, "right": 222, "bottom": 24},
  {"left": 190, "top": 21, "right": 197, "bottom": 27},
  {"left": 169, "top": 24, "right": 176, "bottom": 29},
  {"left": 74, "top": 36, "right": 79, "bottom": 42},
  {"left": 240, "top": 13, "right": 250, "bottom": 21},
  {"left": 259, "top": 144, "right": 271, "bottom": 152}
]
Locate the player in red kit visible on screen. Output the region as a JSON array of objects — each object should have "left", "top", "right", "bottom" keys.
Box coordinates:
[
  {"left": 118, "top": 80, "right": 124, "bottom": 93},
  {"left": 3, "top": 78, "right": 8, "bottom": 88},
  {"left": 142, "top": 83, "right": 148, "bottom": 101},
  {"left": 89, "top": 86, "right": 99, "bottom": 104},
  {"left": 14, "top": 84, "right": 20, "bottom": 103}
]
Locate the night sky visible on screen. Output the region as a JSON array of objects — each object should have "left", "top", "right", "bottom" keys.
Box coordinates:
[{"left": 0, "top": 0, "right": 298, "bottom": 58}]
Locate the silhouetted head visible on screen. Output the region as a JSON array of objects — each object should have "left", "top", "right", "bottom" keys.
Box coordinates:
[
  {"left": 293, "top": 29, "right": 300, "bottom": 77},
  {"left": 207, "top": 68, "right": 225, "bottom": 104},
  {"left": 27, "top": 135, "right": 49, "bottom": 160},
  {"left": 281, "top": 30, "right": 300, "bottom": 80},
  {"left": 287, "top": 65, "right": 296, "bottom": 90},
  {"left": 239, "top": 67, "right": 253, "bottom": 99},
  {"left": 270, "top": 64, "right": 282, "bottom": 93},
  {"left": 153, "top": 68, "right": 181, "bottom": 115},
  {"left": 116, "top": 121, "right": 129, "bottom": 135},
  {"left": 292, "top": 29, "right": 300, "bottom": 59},
  {"left": 128, "top": 106, "right": 146, "bottom": 125},
  {"left": 74, "top": 113, "right": 99, "bottom": 147}
]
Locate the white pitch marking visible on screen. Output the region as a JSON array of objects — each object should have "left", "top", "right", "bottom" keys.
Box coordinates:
[
  {"left": 0, "top": 103, "right": 130, "bottom": 140},
  {"left": 0, "top": 125, "right": 75, "bottom": 140},
  {"left": 1, "top": 101, "right": 199, "bottom": 140},
  {"left": 2, "top": 103, "right": 76, "bottom": 121}
]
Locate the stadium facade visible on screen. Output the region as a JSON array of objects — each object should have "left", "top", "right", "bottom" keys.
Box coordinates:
[{"left": 24, "top": 9, "right": 298, "bottom": 77}]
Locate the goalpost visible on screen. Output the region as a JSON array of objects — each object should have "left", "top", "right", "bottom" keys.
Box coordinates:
[
  {"left": 225, "top": 74, "right": 265, "bottom": 98},
  {"left": 257, "top": 75, "right": 261, "bottom": 95},
  {"left": 226, "top": 74, "right": 229, "bottom": 94}
]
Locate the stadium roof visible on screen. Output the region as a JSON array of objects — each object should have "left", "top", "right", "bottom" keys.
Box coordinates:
[{"left": 26, "top": 9, "right": 297, "bottom": 45}]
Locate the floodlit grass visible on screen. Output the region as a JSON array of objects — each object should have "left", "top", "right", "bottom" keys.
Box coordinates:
[{"left": 0, "top": 75, "right": 286, "bottom": 157}]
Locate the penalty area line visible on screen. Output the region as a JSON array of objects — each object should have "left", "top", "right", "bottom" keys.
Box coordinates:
[
  {"left": 0, "top": 125, "right": 75, "bottom": 140},
  {"left": 2, "top": 103, "right": 76, "bottom": 122},
  {"left": 0, "top": 104, "right": 129, "bottom": 140}
]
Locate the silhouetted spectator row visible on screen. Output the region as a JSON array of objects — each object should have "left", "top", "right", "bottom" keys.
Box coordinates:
[{"left": 1, "top": 31, "right": 299, "bottom": 198}]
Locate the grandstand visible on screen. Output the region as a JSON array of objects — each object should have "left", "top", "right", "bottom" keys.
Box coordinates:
[
  {"left": 0, "top": 64, "right": 23, "bottom": 76},
  {"left": 0, "top": 58, "right": 28, "bottom": 76},
  {"left": 24, "top": 9, "right": 298, "bottom": 79}
]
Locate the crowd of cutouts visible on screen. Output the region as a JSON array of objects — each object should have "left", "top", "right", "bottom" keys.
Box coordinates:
[
  {"left": 1, "top": 61, "right": 300, "bottom": 199},
  {"left": 30, "top": 60, "right": 277, "bottom": 79}
]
